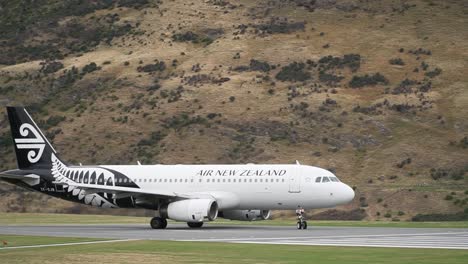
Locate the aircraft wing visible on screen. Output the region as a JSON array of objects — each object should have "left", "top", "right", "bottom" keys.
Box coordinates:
[{"left": 58, "top": 182, "right": 180, "bottom": 199}]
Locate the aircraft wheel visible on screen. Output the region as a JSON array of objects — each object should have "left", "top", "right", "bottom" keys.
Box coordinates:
[
  {"left": 303, "top": 221, "right": 308, "bottom": 229},
  {"left": 150, "top": 217, "right": 167, "bottom": 229},
  {"left": 297, "top": 222, "right": 302, "bottom": 229},
  {"left": 161, "top": 218, "right": 168, "bottom": 229},
  {"left": 187, "top": 222, "right": 204, "bottom": 228}
]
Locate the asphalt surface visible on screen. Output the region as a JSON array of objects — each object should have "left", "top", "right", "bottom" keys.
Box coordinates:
[{"left": 1, "top": 224, "right": 467, "bottom": 249}]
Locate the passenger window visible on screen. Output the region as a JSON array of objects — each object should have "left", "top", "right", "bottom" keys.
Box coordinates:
[
  {"left": 315, "top": 177, "right": 322, "bottom": 183},
  {"left": 323, "top": 177, "right": 330, "bottom": 183}
]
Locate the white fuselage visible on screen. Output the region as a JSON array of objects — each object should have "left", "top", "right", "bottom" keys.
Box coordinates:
[{"left": 101, "top": 164, "right": 355, "bottom": 210}]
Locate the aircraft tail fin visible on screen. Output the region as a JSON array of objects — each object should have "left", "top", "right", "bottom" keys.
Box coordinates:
[{"left": 6, "top": 107, "right": 58, "bottom": 170}]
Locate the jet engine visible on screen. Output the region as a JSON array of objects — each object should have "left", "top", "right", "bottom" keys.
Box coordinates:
[
  {"left": 160, "top": 199, "right": 218, "bottom": 222},
  {"left": 220, "top": 210, "right": 271, "bottom": 221}
]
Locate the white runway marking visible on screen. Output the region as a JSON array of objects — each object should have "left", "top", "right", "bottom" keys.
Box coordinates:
[
  {"left": 180, "top": 231, "right": 468, "bottom": 249},
  {"left": 0, "top": 239, "right": 140, "bottom": 250}
]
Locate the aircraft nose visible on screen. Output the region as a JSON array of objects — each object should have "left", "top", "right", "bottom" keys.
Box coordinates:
[{"left": 339, "top": 183, "right": 355, "bottom": 204}]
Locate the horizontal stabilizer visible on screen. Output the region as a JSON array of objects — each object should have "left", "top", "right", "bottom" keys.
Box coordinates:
[{"left": 0, "top": 172, "right": 40, "bottom": 186}]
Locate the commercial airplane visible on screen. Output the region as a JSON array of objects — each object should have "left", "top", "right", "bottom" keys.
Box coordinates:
[{"left": 0, "top": 107, "right": 355, "bottom": 229}]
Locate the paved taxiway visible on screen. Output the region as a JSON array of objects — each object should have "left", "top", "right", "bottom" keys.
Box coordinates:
[{"left": 0, "top": 224, "right": 467, "bottom": 249}]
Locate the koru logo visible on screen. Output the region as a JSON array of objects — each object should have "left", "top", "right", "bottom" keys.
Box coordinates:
[{"left": 14, "top": 123, "right": 45, "bottom": 163}]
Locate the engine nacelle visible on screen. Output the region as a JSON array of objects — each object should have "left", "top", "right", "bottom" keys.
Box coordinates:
[
  {"left": 220, "top": 210, "right": 271, "bottom": 221},
  {"left": 161, "top": 199, "right": 218, "bottom": 222}
]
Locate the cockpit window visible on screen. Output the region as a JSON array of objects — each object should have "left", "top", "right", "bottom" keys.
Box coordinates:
[
  {"left": 322, "top": 177, "right": 330, "bottom": 182},
  {"left": 330, "top": 177, "right": 339, "bottom": 182},
  {"left": 315, "top": 177, "right": 322, "bottom": 183}
]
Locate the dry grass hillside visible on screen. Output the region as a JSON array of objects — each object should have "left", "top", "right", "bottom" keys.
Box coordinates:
[{"left": 0, "top": 0, "right": 467, "bottom": 221}]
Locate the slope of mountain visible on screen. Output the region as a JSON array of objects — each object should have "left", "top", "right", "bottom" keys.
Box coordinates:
[{"left": 0, "top": 0, "right": 467, "bottom": 220}]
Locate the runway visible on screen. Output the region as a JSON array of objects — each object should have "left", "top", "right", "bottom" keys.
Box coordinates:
[{"left": 1, "top": 224, "right": 467, "bottom": 250}]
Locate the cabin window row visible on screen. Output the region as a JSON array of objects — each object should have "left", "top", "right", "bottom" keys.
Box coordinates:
[{"left": 130, "top": 178, "right": 286, "bottom": 183}]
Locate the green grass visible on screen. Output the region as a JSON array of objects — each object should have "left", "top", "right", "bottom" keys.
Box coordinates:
[
  {"left": 0, "top": 234, "right": 104, "bottom": 247},
  {"left": 1, "top": 213, "right": 468, "bottom": 228},
  {"left": 0, "top": 235, "right": 467, "bottom": 264}
]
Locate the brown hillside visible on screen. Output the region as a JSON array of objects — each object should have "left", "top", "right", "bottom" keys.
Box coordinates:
[{"left": 0, "top": 0, "right": 467, "bottom": 221}]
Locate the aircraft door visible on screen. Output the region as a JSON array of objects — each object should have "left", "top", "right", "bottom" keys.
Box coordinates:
[{"left": 288, "top": 166, "right": 301, "bottom": 193}]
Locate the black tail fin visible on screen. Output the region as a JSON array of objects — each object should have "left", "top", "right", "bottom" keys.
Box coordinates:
[{"left": 7, "top": 107, "right": 58, "bottom": 170}]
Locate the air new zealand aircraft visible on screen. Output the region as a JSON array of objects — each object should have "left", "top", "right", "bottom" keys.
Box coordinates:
[{"left": 0, "top": 107, "right": 354, "bottom": 229}]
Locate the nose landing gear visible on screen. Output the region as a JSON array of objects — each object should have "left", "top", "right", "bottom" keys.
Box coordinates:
[{"left": 297, "top": 215, "right": 307, "bottom": 230}]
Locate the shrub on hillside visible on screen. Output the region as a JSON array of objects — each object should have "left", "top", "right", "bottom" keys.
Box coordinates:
[
  {"left": 137, "top": 61, "right": 166, "bottom": 73},
  {"left": 172, "top": 31, "right": 214, "bottom": 46},
  {"left": 389, "top": 58, "right": 405, "bottom": 65},
  {"left": 412, "top": 212, "right": 468, "bottom": 221},
  {"left": 275, "top": 62, "right": 311, "bottom": 82},
  {"left": 349, "top": 73, "right": 388, "bottom": 88},
  {"left": 40, "top": 61, "right": 64, "bottom": 74},
  {"left": 318, "top": 54, "right": 361, "bottom": 72}
]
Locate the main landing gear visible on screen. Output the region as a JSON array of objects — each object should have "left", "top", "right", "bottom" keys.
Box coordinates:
[
  {"left": 150, "top": 217, "right": 167, "bottom": 229},
  {"left": 187, "top": 222, "right": 204, "bottom": 228},
  {"left": 150, "top": 217, "right": 204, "bottom": 229}
]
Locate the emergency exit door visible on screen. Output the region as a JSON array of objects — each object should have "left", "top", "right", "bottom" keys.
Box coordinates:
[{"left": 288, "top": 167, "right": 301, "bottom": 193}]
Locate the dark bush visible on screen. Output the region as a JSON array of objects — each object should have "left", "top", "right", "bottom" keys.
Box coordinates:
[
  {"left": 389, "top": 58, "right": 405, "bottom": 65},
  {"left": 117, "top": 0, "right": 150, "bottom": 8},
  {"left": 319, "top": 72, "right": 344, "bottom": 85},
  {"left": 137, "top": 131, "right": 166, "bottom": 146},
  {"left": 249, "top": 59, "right": 271, "bottom": 72},
  {"left": 0, "top": 133, "right": 13, "bottom": 148},
  {"left": 318, "top": 54, "right": 361, "bottom": 72},
  {"left": 425, "top": 67, "right": 442, "bottom": 78},
  {"left": 309, "top": 209, "right": 367, "bottom": 221},
  {"left": 349, "top": 73, "right": 388, "bottom": 88},
  {"left": 163, "top": 113, "right": 207, "bottom": 131},
  {"left": 459, "top": 137, "right": 468, "bottom": 149},
  {"left": 40, "top": 61, "right": 64, "bottom": 74},
  {"left": 42, "top": 115, "right": 66, "bottom": 129},
  {"left": 275, "top": 62, "right": 311, "bottom": 82},
  {"left": 412, "top": 212, "right": 468, "bottom": 221},
  {"left": 430, "top": 166, "right": 467, "bottom": 180},
  {"left": 172, "top": 31, "right": 213, "bottom": 46},
  {"left": 137, "top": 61, "right": 166, "bottom": 72},
  {"left": 82, "top": 62, "right": 99, "bottom": 74},
  {"left": 254, "top": 20, "right": 305, "bottom": 34}
]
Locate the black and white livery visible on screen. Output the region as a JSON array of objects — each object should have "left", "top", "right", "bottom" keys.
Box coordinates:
[{"left": 0, "top": 107, "right": 355, "bottom": 229}]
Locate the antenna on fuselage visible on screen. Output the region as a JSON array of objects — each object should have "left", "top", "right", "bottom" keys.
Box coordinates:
[
  {"left": 295, "top": 160, "right": 301, "bottom": 165},
  {"left": 137, "top": 161, "right": 142, "bottom": 165}
]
